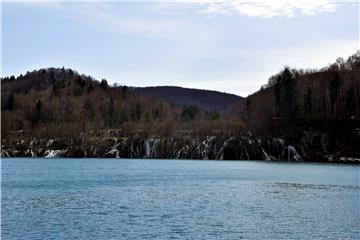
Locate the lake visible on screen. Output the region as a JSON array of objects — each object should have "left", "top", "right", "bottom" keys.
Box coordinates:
[{"left": 1, "top": 158, "right": 359, "bottom": 239}]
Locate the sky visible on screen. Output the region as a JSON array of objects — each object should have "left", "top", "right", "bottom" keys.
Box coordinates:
[{"left": 2, "top": 0, "right": 359, "bottom": 96}]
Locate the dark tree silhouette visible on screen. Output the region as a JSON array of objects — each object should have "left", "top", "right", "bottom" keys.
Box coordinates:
[
  {"left": 3, "top": 91, "right": 15, "bottom": 111},
  {"left": 330, "top": 72, "right": 341, "bottom": 112},
  {"left": 181, "top": 105, "right": 199, "bottom": 121},
  {"left": 121, "top": 86, "right": 128, "bottom": 98},
  {"left": 303, "top": 87, "right": 312, "bottom": 117},
  {"left": 100, "top": 79, "right": 108, "bottom": 90},
  {"left": 32, "top": 100, "right": 42, "bottom": 126}
]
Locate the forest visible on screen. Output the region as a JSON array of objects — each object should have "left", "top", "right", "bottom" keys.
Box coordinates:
[
  {"left": 1, "top": 52, "right": 359, "bottom": 160},
  {"left": 238, "top": 51, "right": 360, "bottom": 136},
  {"left": 1, "top": 67, "right": 246, "bottom": 145}
]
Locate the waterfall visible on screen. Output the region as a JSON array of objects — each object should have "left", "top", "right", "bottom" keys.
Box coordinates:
[
  {"left": 280, "top": 145, "right": 302, "bottom": 161},
  {"left": 30, "top": 149, "right": 36, "bottom": 157},
  {"left": 144, "top": 138, "right": 160, "bottom": 158},
  {"left": 6, "top": 135, "right": 304, "bottom": 161},
  {"left": 1, "top": 150, "right": 10, "bottom": 157},
  {"left": 44, "top": 150, "right": 64, "bottom": 157},
  {"left": 144, "top": 138, "right": 152, "bottom": 158}
]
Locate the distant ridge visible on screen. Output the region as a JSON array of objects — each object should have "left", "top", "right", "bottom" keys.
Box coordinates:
[{"left": 135, "top": 86, "right": 243, "bottom": 111}]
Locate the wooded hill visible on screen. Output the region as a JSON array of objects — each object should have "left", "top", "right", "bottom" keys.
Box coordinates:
[
  {"left": 135, "top": 86, "right": 243, "bottom": 111},
  {"left": 240, "top": 51, "right": 360, "bottom": 136},
  {"left": 1, "top": 52, "right": 359, "bottom": 159},
  {"left": 1, "top": 68, "right": 246, "bottom": 144}
]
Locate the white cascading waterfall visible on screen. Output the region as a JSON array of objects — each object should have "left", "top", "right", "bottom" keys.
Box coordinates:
[
  {"left": 44, "top": 150, "right": 65, "bottom": 157},
  {"left": 144, "top": 138, "right": 152, "bottom": 158},
  {"left": 283, "top": 145, "right": 302, "bottom": 161}
]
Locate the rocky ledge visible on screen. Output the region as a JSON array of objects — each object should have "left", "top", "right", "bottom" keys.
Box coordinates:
[{"left": 1, "top": 136, "right": 359, "bottom": 163}]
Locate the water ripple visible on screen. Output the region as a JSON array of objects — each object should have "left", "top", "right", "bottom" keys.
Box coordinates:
[{"left": 2, "top": 158, "right": 359, "bottom": 240}]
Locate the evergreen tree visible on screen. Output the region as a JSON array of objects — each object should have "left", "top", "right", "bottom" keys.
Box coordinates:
[
  {"left": 121, "top": 86, "right": 128, "bottom": 98},
  {"left": 108, "top": 98, "right": 115, "bottom": 116},
  {"left": 303, "top": 87, "right": 312, "bottom": 117},
  {"left": 50, "top": 72, "right": 55, "bottom": 84},
  {"left": 153, "top": 108, "right": 160, "bottom": 120},
  {"left": 105, "top": 98, "right": 115, "bottom": 127},
  {"left": 100, "top": 79, "right": 108, "bottom": 90},
  {"left": 345, "top": 87, "right": 355, "bottom": 117},
  {"left": 52, "top": 82, "right": 60, "bottom": 97},
  {"left": 158, "top": 101, "right": 164, "bottom": 122},
  {"left": 3, "top": 91, "right": 15, "bottom": 111},
  {"left": 130, "top": 108, "right": 136, "bottom": 121},
  {"left": 135, "top": 102, "right": 142, "bottom": 121},
  {"left": 204, "top": 111, "right": 220, "bottom": 121},
  {"left": 32, "top": 100, "right": 42, "bottom": 126},
  {"left": 275, "top": 67, "right": 297, "bottom": 119},
  {"left": 83, "top": 99, "right": 95, "bottom": 120},
  {"left": 87, "top": 83, "right": 94, "bottom": 93},
  {"left": 330, "top": 72, "right": 341, "bottom": 112},
  {"left": 246, "top": 98, "right": 251, "bottom": 119},
  {"left": 181, "top": 105, "right": 199, "bottom": 121},
  {"left": 282, "top": 67, "right": 296, "bottom": 117},
  {"left": 119, "top": 108, "right": 128, "bottom": 123},
  {"left": 144, "top": 110, "right": 152, "bottom": 126}
]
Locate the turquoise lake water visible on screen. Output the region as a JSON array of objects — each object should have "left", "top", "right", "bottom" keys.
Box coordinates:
[{"left": 1, "top": 158, "right": 359, "bottom": 239}]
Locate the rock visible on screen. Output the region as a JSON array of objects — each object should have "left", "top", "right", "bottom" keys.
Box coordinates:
[
  {"left": 66, "top": 148, "right": 85, "bottom": 158},
  {"left": 261, "top": 138, "right": 285, "bottom": 159},
  {"left": 0, "top": 135, "right": 321, "bottom": 162}
]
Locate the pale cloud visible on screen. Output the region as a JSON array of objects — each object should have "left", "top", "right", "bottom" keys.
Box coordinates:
[
  {"left": 17, "top": 1, "right": 66, "bottom": 10},
  {"left": 198, "top": 0, "right": 338, "bottom": 18},
  {"left": 8, "top": 1, "right": 210, "bottom": 45},
  {"left": 147, "top": 2, "right": 196, "bottom": 15},
  {"left": 108, "top": 18, "right": 188, "bottom": 38},
  {"left": 16, "top": 1, "right": 341, "bottom": 38},
  {"left": 24, "top": 2, "right": 189, "bottom": 38}
]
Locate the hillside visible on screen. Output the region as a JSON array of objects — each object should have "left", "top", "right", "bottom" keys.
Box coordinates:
[
  {"left": 135, "top": 86, "right": 243, "bottom": 111},
  {"left": 240, "top": 51, "right": 360, "bottom": 160},
  {"left": 1, "top": 68, "right": 159, "bottom": 138},
  {"left": 1, "top": 68, "right": 246, "bottom": 144},
  {"left": 243, "top": 52, "right": 360, "bottom": 133},
  {"left": 1, "top": 52, "right": 359, "bottom": 161}
]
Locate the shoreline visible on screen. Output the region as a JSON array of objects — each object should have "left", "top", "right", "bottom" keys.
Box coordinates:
[{"left": 2, "top": 156, "right": 360, "bottom": 165}]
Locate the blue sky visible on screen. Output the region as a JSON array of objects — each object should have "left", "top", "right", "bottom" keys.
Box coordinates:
[{"left": 2, "top": 1, "right": 359, "bottom": 96}]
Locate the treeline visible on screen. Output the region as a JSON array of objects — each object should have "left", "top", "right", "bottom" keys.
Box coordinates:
[
  {"left": 1, "top": 68, "right": 246, "bottom": 144},
  {"left": 3, "top": 52, "right": 358, "bottom": 144},
  {"left": 243, "top": 51, "right": 360, "bottom": 135}
]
